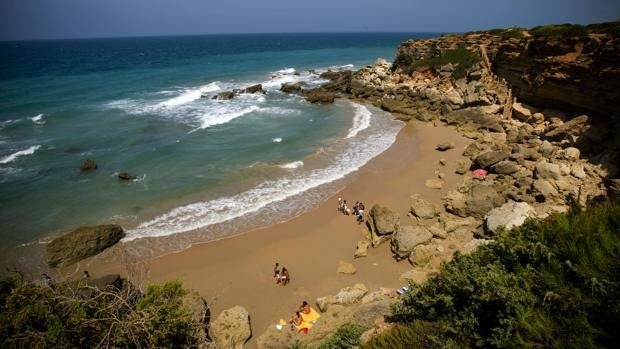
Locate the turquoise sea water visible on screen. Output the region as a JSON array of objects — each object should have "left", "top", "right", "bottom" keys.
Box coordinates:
[{"left": 0, "top": 33, "right": 432, "bottom": 249}]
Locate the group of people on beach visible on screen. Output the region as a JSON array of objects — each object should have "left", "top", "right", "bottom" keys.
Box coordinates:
[
  {"left": 273, "top": 262, "right": 290, "bottom": 285},
  {"left": 338, "top": 197, "right": 365, "bottom": 223},
  {"left": 288, "top": 301, "right": 321, "bottom": 334}
]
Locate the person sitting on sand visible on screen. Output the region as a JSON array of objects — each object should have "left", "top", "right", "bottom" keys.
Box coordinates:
[
  {"left": 337, "top": 197, "right": 343, "bottom": 212},
  {"left": 273, "top": 262, "right": 280, "bottom": 283},
  {"left": 299, "top": 301, "right": 321, "bottom": 323},
  {"left": 279, "top": 267, "right": 290, "bottom": 285},
  {"left": 83, "top": 270, "right": 91, "bottom": 279},
  {"left": 290, "top": 311, "right": 312, "bottom": 334}
]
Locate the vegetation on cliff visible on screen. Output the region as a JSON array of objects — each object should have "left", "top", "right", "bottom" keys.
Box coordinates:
[
  {"left": 360, "top": 199, "right": 620, "bottom": 348},
  {"left": 393, "top": 44, "right": 481, "bottom": 78},
  {"left": 0, "top": 277, "right": 205, "bottom": 348}
]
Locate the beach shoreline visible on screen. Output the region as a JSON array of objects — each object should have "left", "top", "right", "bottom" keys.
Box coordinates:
[{"left": 81, "top": 115, "right": 471, "bottom": 347}]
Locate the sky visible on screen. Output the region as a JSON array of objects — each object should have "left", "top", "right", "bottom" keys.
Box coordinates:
[{"left": 0, "top": 0, "right": 618, "bottom": 41}]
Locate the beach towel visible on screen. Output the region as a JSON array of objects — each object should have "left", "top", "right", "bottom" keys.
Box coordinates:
[
  {"left": 294, "top": 320, "right": 313, "bottom": 333},
  {"left": 300, "top": 307, "right": 321, "bottom": 323}
]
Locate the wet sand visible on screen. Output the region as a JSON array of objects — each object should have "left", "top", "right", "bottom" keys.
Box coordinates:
[{"left": 86, "top": 118, "right": 469, "bottom": 347}]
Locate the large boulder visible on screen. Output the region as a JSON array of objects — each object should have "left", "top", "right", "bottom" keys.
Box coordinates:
[
  {"left": 409, "top": 194, "right": 438, "bottom": 219},
  {"left": 484, "top": 201, "right": 536, "bottom": 235},
  {"left": 316, "top": 283, "right": 368, "bottom": 312},
  {"left": 535, "top": 161, "right": 562, "bottom": 180},
  {"left": 473, "top": 151, "right": 510, "bottom": 169},
  {"left": 367, "top": 205, "right": 400, "bottom": 246},
  {"left": 390, "top": 225, "right": 432, "bottom": 260},
  {"left": 408, "top": 244, "right": 437, "bottom": 267},
  {"left": 80, "top": 159, "right": 97, "bottom": 172},
  {"left": 444, "top": 184, "right": 505, "bottom": 218},
  {"left": 47, "top": 224, "right": 125, "bottom": 268},
  {"left": 210, "top": 306, "right": 251, "bottom": 349}
]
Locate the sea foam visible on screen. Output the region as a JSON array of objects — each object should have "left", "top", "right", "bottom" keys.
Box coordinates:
[
  {"left": 157, "top": 82, "right": 220, "bottom": 108},
  {"left": 31, "top": 114, "right": 46, "bottom": 125},
  {"left": 0, "top": 145, "right": 41, "bottom": 164},
  {"left": 279, "top": 161, "right": 304, "bottom": 169},
  {"left": 346, "top": 103, "right": 372, "bottom": 138},
  {"left": 123, "top": 108, "right": 403, "bottom": 241}
]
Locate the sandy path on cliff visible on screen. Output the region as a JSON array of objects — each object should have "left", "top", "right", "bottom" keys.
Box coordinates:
[{"left": 86, "top": 119, "right": 469, "bottom": 348}]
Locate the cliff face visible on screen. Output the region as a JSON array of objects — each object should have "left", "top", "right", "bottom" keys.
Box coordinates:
[
  {"left": 394, "top": 29, "right": 620, "bottom": 120},
  {"left": 494, "top": 34, "right": 620, "bottom": 118}
]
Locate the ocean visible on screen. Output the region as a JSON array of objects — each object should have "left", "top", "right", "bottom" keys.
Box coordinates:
[{"left": 0, "top": 33, "right": 432, "bottom": 255}]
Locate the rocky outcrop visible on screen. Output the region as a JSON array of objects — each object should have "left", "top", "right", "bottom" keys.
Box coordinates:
[
  {"left": 303, "top": 90, "right": 335, "bottom": 103},
  {"left": 494, "top": 34, "right": 620, "bottom": 118},
  {"left": 280, "top": 82, "right": 303, "bottom": 94},
  {"left": 212, "top": 84, "right": 265, "bottom": 100},
  {"left": 210, "top": 306, "right": 251, "bottom": 349},
  {"left": 367, "top": 205, "right": 400, "bottom": 246},
  {"left": 47, "top": 224, "right": 125, "bottom": 267},
  {"left": 80, "top": 159, "right": 97, "bottom": 172},
  {"left": 243, "top": 84, "right": 265, "bottom": 94},
  {"left": 316, "top": 283, "right": 368, "bottom": 312}
]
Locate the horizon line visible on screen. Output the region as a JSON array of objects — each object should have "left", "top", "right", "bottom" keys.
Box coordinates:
[{"left": 0, "top": 31, "right": 447, "bottom": 43}]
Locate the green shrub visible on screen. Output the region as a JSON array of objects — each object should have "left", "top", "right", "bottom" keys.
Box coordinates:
[
  {"left": 0, "top": 276, "right": 204, "bottom": 348},
  {"left": 361, "top": 321, "right": 439, "bottom": 349},
  {"left": 317, "top": 323, "right": 366, "bottom": 349},
  {"left": 410, "top": 45, "right": 480, "bottom": 79},
  {"left": 379, "top": 199, "right": 620, "bottom": 348},
  {"left": 585, "top": 22, "right": 620, "bottom": 36},
  {"left": 529, "top": 24, "right": 588, "bottom": 38}
]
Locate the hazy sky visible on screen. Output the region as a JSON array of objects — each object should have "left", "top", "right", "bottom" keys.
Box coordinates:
[{"left": 1, "top": 0, "right": 618, "bottom": 40}]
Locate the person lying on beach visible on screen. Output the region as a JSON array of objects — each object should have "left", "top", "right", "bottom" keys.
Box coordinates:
[{"left": 279, "top": 267, "right": 290, "bottom": 285}]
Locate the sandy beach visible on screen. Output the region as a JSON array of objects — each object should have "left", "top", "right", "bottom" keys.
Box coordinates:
[{"left": 83, "top": 116, "right": 469, "bottom": 347}]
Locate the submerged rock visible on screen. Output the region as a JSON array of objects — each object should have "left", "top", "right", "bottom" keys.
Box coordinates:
[
  {"left": 243, "top": 84, "right": 265, "bottom": 94},
  {"left": 80, "top": 159, "right": 97, "bottom": 172},
  {"left": 47, "top": 224, "right": 125, "bottom": 268},
  {"left": 117, "top": 172, "right": 137, "bottom": 181}
]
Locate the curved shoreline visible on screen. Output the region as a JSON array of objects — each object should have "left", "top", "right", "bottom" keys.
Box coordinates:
[{"left": 82, "top": 117, "right": 471, "bottom": 347}]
